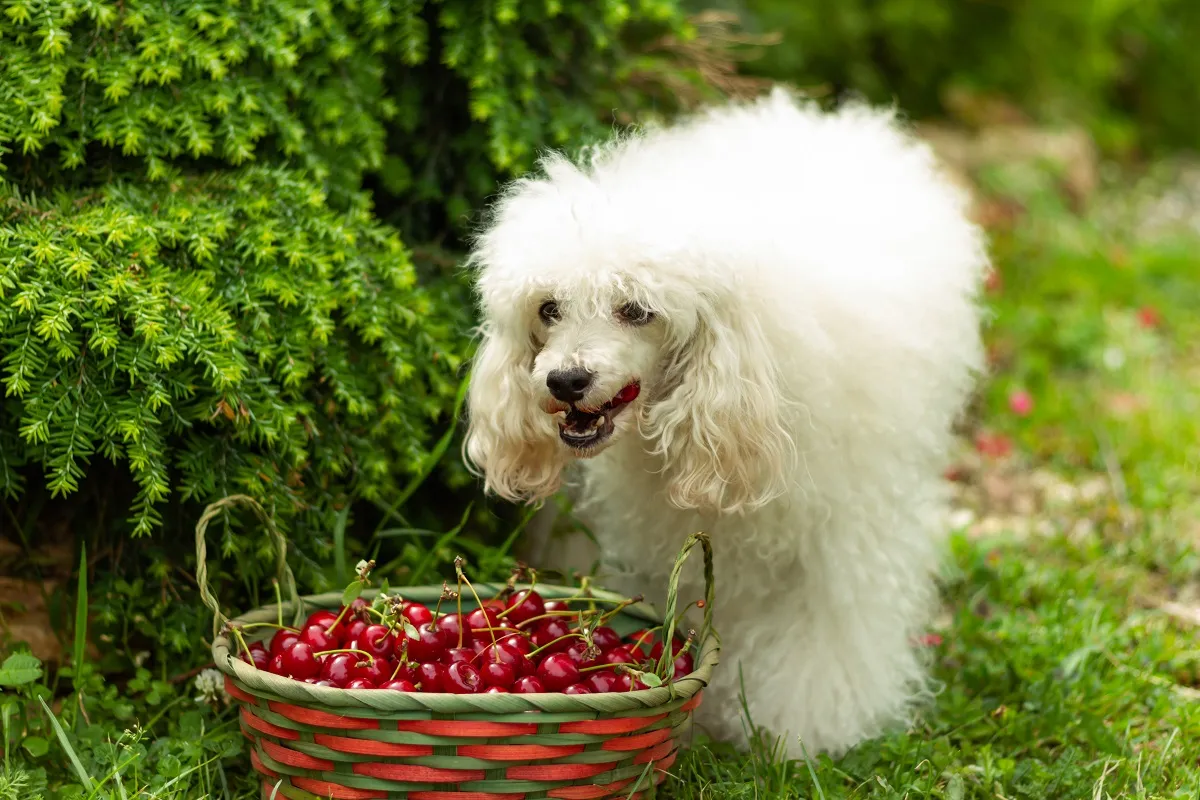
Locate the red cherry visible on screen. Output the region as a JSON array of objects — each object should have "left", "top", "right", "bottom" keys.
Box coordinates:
[
  {"left": 444, "top": 662, "right": 484, "bottom": 694},
  {"left": 613, "top": 673, "right": 633, "bottom": 692},
  {"left": 390, "top": 662, "right": 418, "bottom": 684},
  {"left": 349, "top": 597, "right": 370, "bottom": 617},
  {"left": 496, "top": 629, "right": 532, "bottom": 656},
  {"left": 585, "top": 670, "right": 621, "bottom": 693},
  {"left": 345, "top": 678, "right": 376, "bottom": 690},
  {"left": 485, "top": 686, "right": 509, "bottom": 694},
  {"left": 311, "top": 679, "right": 337, "bottom": 687},
  {"left": 303, "top": 677, "right": 320, "bottom": 684},
  {"left": 268, "top": 653, "right": 287, "bottom": 675},
  {"left": 360, "top": 625, "right": 394, "bottom": 660},
  {"left": 402, "top": 601, "right": 434, "bottom": 627},
  {"left": 466, "top": 606, "right": 500, "bottom": 638},
  {"left": 505, "top": 589, "right": 545, "bottom": 625},
  {"left": 279, "top": 642, "right": 320, "bottom": 680},
  {"left": 436, "top": 613, "right": 472, "bottom": 647},
  {"left": 305, "top": 610, "right": 339, "bottom": 631},
  {"left": 537, "top": 653, "right": 580, "bottom": 691},
  {"left": 404, "top": 622, "right": 448, "bottom": 663},
  {"left": 481, "top": 660, "right": 516, "bottom": 689},
  {"left": 319, "top": 653, "right": 357, "bottom": 686},
  {"left": 269, "top": 629, "right": 300, "bottom": 657},
  {"left": 471, "top": 640, "right": 488, "bottom": 655},
  {"left": 566, "top": 642, "right": 599, "bottom": 670},
  {"left": 380, "top": 679, "right": 417, "bottom": 692},
  {"left": 591, "top": 627, "right": 622, "bottom": 652},
  {"left": 512, "top": 676, "right": 545, "bottom": 694},
  {"left": 625, "top": 630, "right": 656, "bottom": 656},
  {"left": 352, "top": 657, "right": 393, "bottom": 686},
  {"left": 249, "top": 640, "right": 269, "bottom": 654},
  {"left": 649, "top": 638, "right": 687, "bottom": 661},
  {"left": 672, "top": 652, "right": 695, "bottom": 677},
  {"left": 241, "top": 648, "right": 269, "bottom": 669},
  {"left": 415, "top": 662, "right": 445, "bottom": 692},
  {"left": 602, "top": 648, "right": 638, "bottom": 667},
  {"left": 543, "top": 600, "right": 569, "bottom": 614},
  {"left": 299, "top": 623, "right": 338, "bottom": 653},
  {"left": 443, "top": 647, "right": 474, "bottom": 666},
  {"left": 564, "top": 684, "right": 592, "bottom": 695},
  {"left": 341, "top": 619, "right": 369, "bottom": 646},
  {"left": 531, "top": 619, "right": 572, "bottom": 653}
]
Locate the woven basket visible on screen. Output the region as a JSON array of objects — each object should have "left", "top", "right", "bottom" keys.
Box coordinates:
[{"left": 197, "top": 495, "right": 720, "bottom": 800}]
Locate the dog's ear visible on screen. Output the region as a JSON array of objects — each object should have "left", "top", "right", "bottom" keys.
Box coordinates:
[
  {"left": 464, "top": 323, "right": 567, "bottom": 503},
  {"left": 645, "top": 303, "right": 794, "bottom": 514}
]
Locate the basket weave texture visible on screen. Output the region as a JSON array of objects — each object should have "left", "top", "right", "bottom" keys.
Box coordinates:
[{"left": 198, "top": 496, "right": 720, "bottom": 800}]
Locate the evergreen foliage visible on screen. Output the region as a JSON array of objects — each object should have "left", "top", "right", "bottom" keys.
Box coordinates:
[{"left": 0, "top": 0, "right": 695, "bottom": 548}]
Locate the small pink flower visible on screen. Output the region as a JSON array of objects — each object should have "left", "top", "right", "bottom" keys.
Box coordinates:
[
  {"left": 1008, "top": 390, "right": 1033, "bottom": 416},
  {"left": 1137, "top": 306, "right": 1161, "bottom": 329},
  {"left": 918, "top": 633, "right": 943, "bottom": 647}
]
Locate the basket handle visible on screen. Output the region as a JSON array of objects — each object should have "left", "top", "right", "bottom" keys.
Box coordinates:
[
  {"left": 194, "top": 494, "right": 302, "bottom": 639},
  {"left": 653, "top": 531, "right": 716, "bottom": 680}
]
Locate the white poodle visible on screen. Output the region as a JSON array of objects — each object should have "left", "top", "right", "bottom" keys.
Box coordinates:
[{"left": 463, "top": 88, "right": 987, "bottom": 758}]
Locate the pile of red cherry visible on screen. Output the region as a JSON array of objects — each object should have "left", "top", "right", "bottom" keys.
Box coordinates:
[{"left": 236, "top": 586, "right": 695, "bottom": 695}]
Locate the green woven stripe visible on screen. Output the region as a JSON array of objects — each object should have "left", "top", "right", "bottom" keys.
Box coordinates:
[
  {"left": 252, "top": 736, "right": 676, "bottom": 794},
  {"left": 246, "top": 703, "right": 691, "bottom": 745},
  {"left": 249, "top": 725, "right": 665, "bottom": 771}
]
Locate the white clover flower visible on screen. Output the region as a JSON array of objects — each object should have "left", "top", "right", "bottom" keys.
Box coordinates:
[{"left": 194, "top": 668, "right": 226, "bottom": 705}]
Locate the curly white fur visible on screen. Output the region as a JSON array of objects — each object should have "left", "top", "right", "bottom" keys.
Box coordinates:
[{"left": 464, "top": 88, "right": 987, "bottom": 758}]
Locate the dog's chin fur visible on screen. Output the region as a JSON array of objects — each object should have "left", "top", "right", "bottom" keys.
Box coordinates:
[{"left": 463, "top": 88, "right": 988, "bottom": 758}]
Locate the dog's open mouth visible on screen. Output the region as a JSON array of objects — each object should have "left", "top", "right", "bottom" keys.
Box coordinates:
[{"left": 558, "top": 383, "right": 640, "bottom": 450}]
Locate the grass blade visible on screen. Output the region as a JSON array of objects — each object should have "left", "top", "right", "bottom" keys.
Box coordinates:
[
  {"left": 73, "top": 541, "right": 87, "bottom": 688},
  {"left": 405, "top": 502, "right": 474, "bottom": 585},
  {"left": 333, "top": 504, "right": 350, "bottom": 587},
  {"left": 372, "top": 373, "right": 470, "bottom": 537},
  {"left": 38, "top": 696, "right": 93, "bottom": 788}
]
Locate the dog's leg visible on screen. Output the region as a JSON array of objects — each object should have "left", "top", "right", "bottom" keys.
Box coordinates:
[{"left": 688, "top": 501, "right": 944, "bottom": 760}]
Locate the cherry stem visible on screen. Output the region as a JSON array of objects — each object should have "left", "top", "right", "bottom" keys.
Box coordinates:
[
  {"left": 594, "top": 596, "right": 642, "bottom": 628},
  {"left": 456, "top": 566, "right": 498, "bottom": 650},
  {"left": 526, "top": 632, "right": 585, "bottom": 660},
  {"left": 629, "top": 627, "right": 661, "bottom": 653},
  {"left": 327, "top": 601, "right": 354, "bottom": 634},
  {"left": 315, "top": 648, "right": 375, "bottom": 664},
  {"left": 231, "top": 628, "right": 254, "bottom": 664},
  {"left": 516, "top": 609, "right": 600, "bottom": 629},
  {"left": 578, "top": 663, "right": 617, "bottom": 674},
  {"left": 239, "top": 622, "right": 299, "bottom": 633}
]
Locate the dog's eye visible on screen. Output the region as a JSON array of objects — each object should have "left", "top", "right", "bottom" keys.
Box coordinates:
[
  {"left": 538, "top": 300, "right": 561, "bottom": 324},
  {"left": 616, "top": 302, "right": 655, "bottom": 325}
]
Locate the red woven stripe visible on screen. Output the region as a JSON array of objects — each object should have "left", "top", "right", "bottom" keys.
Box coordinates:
[
  {"left": 242, "top": 708, "right": 299, "bottom": 741},
  {"left": 506, "top": 762, "right": 612, "bottom": 781},
  {"left": 250, "top": 748, "right": 278, "bottom": 779},
  {"left": 409, "top": 793, "right": 526, "bottom": 800},
  {"left": 292, "top": 776, "right": 389, "bottom": 799},
  {"left": 314, "top": 733, "right": 434, "bottom": 757},
  {"left": 225, "top": 675, "right": 256, "bottom": 703},
  {"left": 457, "top": 744, "right": 585, "bottom": 761},
  {"left": 268, "top": 701, "right": 379, "bottom": 730},
  {"left": 354, "top": 762, "right": 487, "bottom": 783},
  {"left": 396, "top": 719, "right": 539, "bottom": 737},
  {"left": 633, "top": 740, "right": 676, "bottom": 765},
  {"left": 681, "top": 693, "right": 702, "bottom": 711},
  {"left": 262, "top": 781, "right": 290, "bottom": 800},
  {"left": 599, "top": 726, "right": 672, "bottom": 752},
  {"left": 260, "top": 739, "right": 335, "bottom": 771},
  {"left": 545, "top": 778, "right": 634, "bottom": 799},
  {"left": 558, "top": 713, "right": 666, "bottom": 735}
]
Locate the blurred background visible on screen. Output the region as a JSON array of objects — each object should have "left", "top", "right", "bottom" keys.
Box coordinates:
[{"left": 1, "top": 1, "right": 1199, "bottom": 795}]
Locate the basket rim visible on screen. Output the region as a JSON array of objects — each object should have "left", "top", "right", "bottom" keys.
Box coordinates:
[{"left": 213, "top": 582, "right": 720, "bottom": 714}]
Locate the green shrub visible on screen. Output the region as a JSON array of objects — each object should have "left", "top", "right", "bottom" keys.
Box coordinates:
[
  {"left": 0, "top": 0, "right": 700, "bottom": 551},
  {"left": 711, "top": 0, "right": 1200, "bottom": 154}
]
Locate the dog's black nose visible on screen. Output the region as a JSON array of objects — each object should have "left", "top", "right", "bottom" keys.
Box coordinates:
[{"left": 547, "top": 367, "right": 595, "bottom": 403}]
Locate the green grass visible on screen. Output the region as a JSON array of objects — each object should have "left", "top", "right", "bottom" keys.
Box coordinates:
[{"left": 10, "top": 158, "right": 1200, "bottom": 799}]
